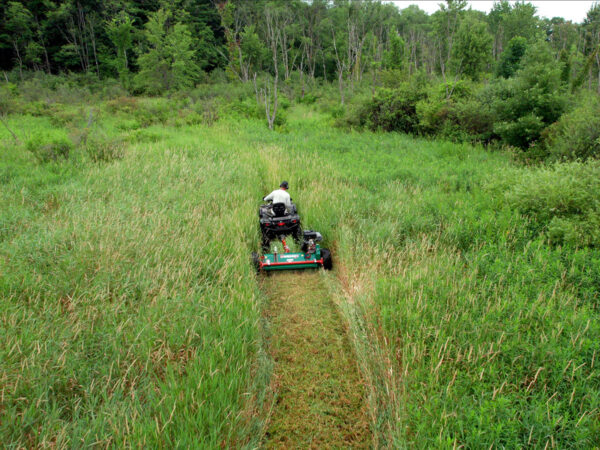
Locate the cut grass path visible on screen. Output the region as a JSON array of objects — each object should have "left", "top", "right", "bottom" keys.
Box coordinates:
[{"left": 261, "top": 271, "right": 370, "bottom": 448}]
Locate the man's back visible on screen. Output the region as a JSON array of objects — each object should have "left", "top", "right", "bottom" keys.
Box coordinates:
[{"left": 264, "top": 189, "right": 291, "bottom": 209}]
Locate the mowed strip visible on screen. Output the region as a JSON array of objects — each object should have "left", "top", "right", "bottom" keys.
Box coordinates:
[{"left": 262, "top": 271, "right": 370, "bottom": 448}]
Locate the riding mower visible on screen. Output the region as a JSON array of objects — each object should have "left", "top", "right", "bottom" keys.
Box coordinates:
[{"left": 252, "top": 201, "right": 332, "bottom": 272}]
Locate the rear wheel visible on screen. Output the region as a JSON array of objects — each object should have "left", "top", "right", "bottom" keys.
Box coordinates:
[
  {"left": 320, "top": 248, "right": 333, "bottom": 270},
  {"left": 261, "top": 234, "right": 271, "bottom": 253},
  {"left": 251, "top": 252, "right": 261, "bottom": 273}
]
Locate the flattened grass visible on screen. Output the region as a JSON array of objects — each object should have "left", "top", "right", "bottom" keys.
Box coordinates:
[{"left": 262, "top": 271, "right": 370, "bottom": 448}]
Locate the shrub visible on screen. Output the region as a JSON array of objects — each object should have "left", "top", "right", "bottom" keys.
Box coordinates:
[
  {"left": 106, "top": 96, "right": 139, "bottom": 114},
  {"left": 47, "top": 105, "right": 80, "bottom": 126},
  {"left": 0, "top": 84, "right": 20, "bottom": 114},
  {"left": 348, "top": 83, "right": 426, "bottom": 133},
  {"left": 416, "top": 82, "right": 495, "bottom": 142},
  {"left": 26, "top": 133, "right": 73, "bottom": 163},
  {"left": 506, "top": 160, "right": 600, "bottom": 247},
  {"left": 494, "top": 113, "right": 545, "bottom": 149},
  {"left": 297, "top": 93, "right": 318, "bottom": 104},
  {"left": 127, "top": 129, "right": 164, "bottom": 144},
  {"left": 489, "top": 42, "right": 569, "bottom": 149},
  {"left": 84, "top": 134, "right": 125, "bottom": 163},
  {"left": 541, "top": 97, "right": 600, "bottom": 161}
]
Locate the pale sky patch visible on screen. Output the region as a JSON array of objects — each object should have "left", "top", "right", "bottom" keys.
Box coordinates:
[{"left": 388, "top": 1, "right": 598, "bottom": 23}]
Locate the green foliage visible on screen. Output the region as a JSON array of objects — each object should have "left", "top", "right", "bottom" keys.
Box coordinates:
[
  {"left": 491, "top": 42, "right": 568, "bottom": 149},
  {"left": 106, "top": 11, "right": 134, "bottom": 87},
  {"left": 348, "top": 83, "right": 426, "bottom": 132},
  {"left": 494, "top": 113, "right": 544, "bottom": 149},
  {"left": 506, "top": 160, "right": 600, "bottom": 247},
  {"left": 135, "top": 9, "right": 200, "bottom": 94},
  {"left": 496, "top": 36, "right": 527, "bottom": 78},
  {"left": 25, "top": 132, "right": 73, "bottom": 163},
  {"left": 83, "top": 133, "right": 124, "bottom": 163},
  {"left": 451, "top": 16, "right": 493, "bottom": 80},
  {"left": 2, "top": 2, "right": 35, "bottom": 73},
  {"left": 542, "top": 97, "right": 600, "bottom": 161},
  {"left": 416, "top": 86, "right": 495, "bottom": 143},
  {"left": 383, "top": 31, "right": 406, "bottom": 71}
]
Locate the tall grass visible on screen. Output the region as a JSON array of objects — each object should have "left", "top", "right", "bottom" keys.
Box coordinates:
[
  {"left": 1, "top": 96, "right": 598, "bottom": 447},
  {"left": 1, "top": 111, "right": 269, "bottom": 446}
]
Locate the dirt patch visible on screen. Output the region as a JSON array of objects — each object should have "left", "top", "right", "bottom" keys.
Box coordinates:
[{"left": 261, "top": 271, "right": 370, "bottom": 448}]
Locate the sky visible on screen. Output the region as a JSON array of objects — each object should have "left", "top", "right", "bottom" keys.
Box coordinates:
[{"left": 388, "top": 1, "right": 598, "bottom": 23}]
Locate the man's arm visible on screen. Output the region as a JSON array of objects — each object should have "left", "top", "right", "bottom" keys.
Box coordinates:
[{"left": 263, "top": 191, "right": 274, "bottom": 202}]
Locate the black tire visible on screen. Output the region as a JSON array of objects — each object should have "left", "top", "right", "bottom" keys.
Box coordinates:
[
  {"left": 320, "top": 248, "right": 333, "bottom": 270},
  {"left": 251, "top": 252, "right": 261, "bottom": 273}
]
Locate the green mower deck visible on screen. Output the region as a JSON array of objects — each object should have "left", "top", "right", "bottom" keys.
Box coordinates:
[{"left": 254, "top": 245, "right": 332, "bottom": 272}]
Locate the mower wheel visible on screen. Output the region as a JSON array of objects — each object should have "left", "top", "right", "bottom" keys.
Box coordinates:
[
  {"left": 251, "top": 252, "right": 261, "bottom": 273},
  {"left": 320, "top": 248, "right": 333, "bottom": 270}
]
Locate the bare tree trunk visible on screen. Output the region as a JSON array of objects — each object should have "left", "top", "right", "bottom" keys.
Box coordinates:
[
  {"left": 264, "top": 8, "right": 280, "bottom": 130},
  {"left": 252, "top": 72, "right": 260, "bottom": 104},
  {"left": 12, "top": 42, "right": 23, "bottom": 80},
  {"left": 0, "top": 115, "right": 21, "bottom": 144},
  {"left": 596, "top": 52, "right": 600, "bottom": 94},
  {"left": 238, "top": 44, "right": 248, "bottom": 82},
  {"left": 338, "top": 70, "right": 345, "bottom": 105},
  {"left": 87, "top": 15, "right": 100, "bottom": 77},
  {"left": 331, "top": 27, "right": 346, "bottom": 105}
]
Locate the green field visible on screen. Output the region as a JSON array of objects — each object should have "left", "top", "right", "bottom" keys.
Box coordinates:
[{"left": 1, "top": 99, "right": 599, "bottom": 447}]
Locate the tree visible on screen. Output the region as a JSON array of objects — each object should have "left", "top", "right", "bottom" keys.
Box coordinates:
[
  {"left": 2, "top": 2, "right": 35, "bottom": 78},
  {"left": 136, "top": 9, "right": 199, "bottom": 93},
  {"left": 451, "top": 16, "right": 492, "bottom": 80},
  {"left": 384, "top": 30, "right": 406, "bottom": 70},
  {"left": 261, "top": 3, "right": 281, "bottom": 130},
  {"left": 492, "top": 41, "right": 567, "bottom": 148},
  {"left": 583, "top": 3, "right": 600, "bottom": 93},
  {"left": 106, "top": 11, "right": 134, "bottom": 86},
  {"left": 496, "top": 36, "right": 527, "bottom": 78},
  {"left": 431, "top": 0, "right": 467, "bottom": 79}
]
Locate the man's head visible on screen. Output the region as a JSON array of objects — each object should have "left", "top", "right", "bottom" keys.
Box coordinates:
[{"left": 280, "top": 181, "right": 289, "bottom": 190}]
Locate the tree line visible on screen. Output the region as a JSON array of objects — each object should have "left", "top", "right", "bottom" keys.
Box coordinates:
[{"left": 2, "top": 1, "right": 600, "bottom": 92}]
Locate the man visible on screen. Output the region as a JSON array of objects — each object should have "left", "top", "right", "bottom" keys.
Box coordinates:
[{"left": 263, "top": 181, "right": 292, "bottom": 210}]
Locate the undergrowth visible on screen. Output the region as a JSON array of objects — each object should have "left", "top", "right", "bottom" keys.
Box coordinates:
[{"left": 1, "top": 95, "right": 598, "bottom": 447}]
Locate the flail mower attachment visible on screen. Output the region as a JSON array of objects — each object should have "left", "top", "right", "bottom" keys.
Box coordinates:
[{"left": 252, "top": 230, "right": 332, "bottom": 272}]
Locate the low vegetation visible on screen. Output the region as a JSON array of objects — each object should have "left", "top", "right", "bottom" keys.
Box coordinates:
[
  {"left": 2, "top": 0, "right": 600, "bottom": 446},
  {"left": 1, "top": 84, "right": 599, "bottom": 446}
]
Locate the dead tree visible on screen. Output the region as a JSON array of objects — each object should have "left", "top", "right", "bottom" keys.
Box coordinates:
[{"left": 262, "top": 8, "right": 280, "bottom": 130}]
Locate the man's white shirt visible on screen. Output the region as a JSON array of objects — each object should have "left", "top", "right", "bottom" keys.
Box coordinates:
[{"left": 263, "top": 189, "right": 292, "bottom": 209}]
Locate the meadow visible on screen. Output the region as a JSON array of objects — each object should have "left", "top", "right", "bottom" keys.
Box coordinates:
[{"left": 1, "top": 93, "right": 599, "bottom": 447}]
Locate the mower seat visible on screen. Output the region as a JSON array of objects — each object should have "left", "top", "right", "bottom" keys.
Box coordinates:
[{"left": 272, "top": 202, "right": 286, "bottom": 217}]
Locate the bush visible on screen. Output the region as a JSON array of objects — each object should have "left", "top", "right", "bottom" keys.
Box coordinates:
[
  {"left": 0, "top": 84, "right": 20, "bottom": 114},
  {"left": 47, "top": 105, "right": 80, "bottom": 126},
  {"left": 489, "top": 42, "right": 569, "bottom": 150},
  {"left": 506, "top": 160, "right": 600, "bottom": 247},
  {"left": 494, "top": 113, "right": 545, "bottom": 149},
  {"left": 347, "top": 83, "right": 426, "bottom": 133},
  {"left": 415, "top": 81, "right": 495, "bottom": 142},
  {"left": 297, "top": 93, "right": 318, "bottom": 104},
  {"left": 83, "top": 134, "right": 125, "bottom": 163},
  {"left": 541, "top": 97, "right": 600, "bottom": 161},
  {"left": 26, "top": 133, "right": 73, "bottom": 163},
  {"left": 106, "top": 96, "right": 139, "bottom": 114}
]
